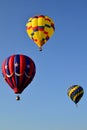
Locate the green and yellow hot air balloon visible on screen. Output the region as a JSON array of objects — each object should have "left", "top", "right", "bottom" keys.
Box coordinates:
[{"left": 26, "top": 15, "right": 55, "bottom": 51}]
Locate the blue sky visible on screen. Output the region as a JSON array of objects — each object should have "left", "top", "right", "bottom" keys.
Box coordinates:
[{"left": 0, "top": 0, "right": 87, "bottom": 130}]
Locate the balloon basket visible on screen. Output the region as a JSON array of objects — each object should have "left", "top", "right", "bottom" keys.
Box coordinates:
[
  {"left": 16, "top": 95, "right": 20, "bottom": 101},
  {"left": 39, "top": 47, "right": 42, "bottom": 51}
]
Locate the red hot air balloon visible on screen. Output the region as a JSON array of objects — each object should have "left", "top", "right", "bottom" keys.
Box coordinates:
[{"left": 2, "top": 54, "right": 36, "bottom": 100}]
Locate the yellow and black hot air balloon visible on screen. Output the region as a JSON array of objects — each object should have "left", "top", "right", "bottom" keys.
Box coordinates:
[
  {"left": 67, "top": 85, "right": 84, "bottom": 105},
  {"left": 26, "top": 15, "right": 55, "bottom": 51}
]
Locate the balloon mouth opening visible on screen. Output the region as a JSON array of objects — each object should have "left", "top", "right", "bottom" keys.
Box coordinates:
[{"left": 14, "top": 88, "right": 22, "bottom": 94}]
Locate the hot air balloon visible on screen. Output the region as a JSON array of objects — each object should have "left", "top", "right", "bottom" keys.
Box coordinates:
[
  {"left": 67, "top": 85, "right": 84, "bottom": 106},
  {"left": 26, "top": 15, "right": 55, "bottom": 51},
  {"left": 2, "top": 54, "right": 36, "bottom": 100}
]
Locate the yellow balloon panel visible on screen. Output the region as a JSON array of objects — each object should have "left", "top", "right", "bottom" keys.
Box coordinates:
[{"left": 37, "top": 17, "right": 45, "bottom": 26}]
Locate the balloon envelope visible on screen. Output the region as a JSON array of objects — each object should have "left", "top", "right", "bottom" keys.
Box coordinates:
[
  {"left": 67, "top": 85, "right": 84, "bottom": 104},
  {"left": 2, "top": 54, "right": 36, "bottom": 94},
  {"left": 26, "top": 15, "right": 55, "bottom": 50}
]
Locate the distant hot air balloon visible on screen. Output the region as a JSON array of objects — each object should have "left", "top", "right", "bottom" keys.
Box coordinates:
[
  {"left": 2, "top": 54, "right": 36, "bottom": 100},
  {"left": 26, "top": 15, "right": 55, "bottom": 51},
  {"left": 67, "top": 85, "right": 84, "bottom": 106}
]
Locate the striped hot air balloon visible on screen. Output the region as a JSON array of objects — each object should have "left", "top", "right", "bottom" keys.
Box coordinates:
[
  {"left": 26, "top": 15, "right": 55, "bottom": 51},
  {"left": 2, "top": 54, "right": 36, "bottom": 100},
  {"left": 67, "top": 85, "right": 84, "bottom": 105}
]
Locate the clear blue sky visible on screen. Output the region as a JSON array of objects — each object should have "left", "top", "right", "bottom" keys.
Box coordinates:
[{"left": 0, "top": 0, "right": 87, "bottom": 130}]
